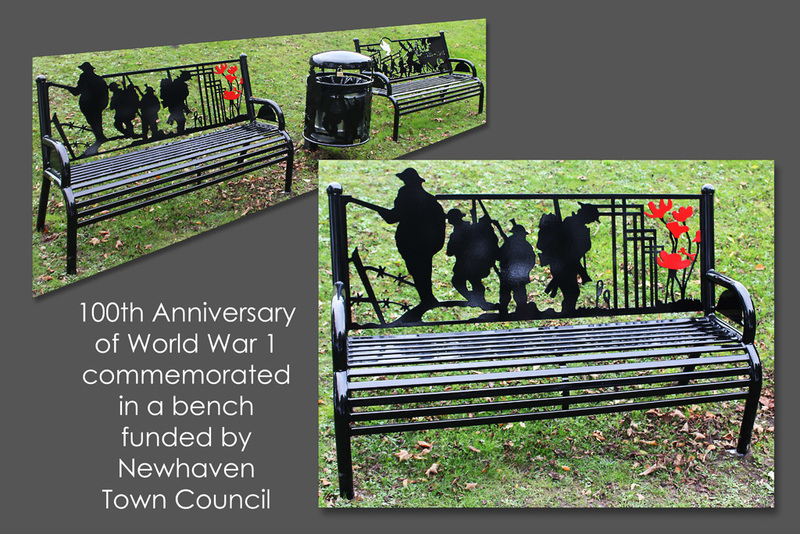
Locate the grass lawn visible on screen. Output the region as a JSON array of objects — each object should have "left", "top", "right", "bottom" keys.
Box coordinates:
[
  {"left": 316, "top": 160, "right": 774, "bottom": 507},
  {"left": 31, "top": 19, "right": 487, "bottom": 295}
]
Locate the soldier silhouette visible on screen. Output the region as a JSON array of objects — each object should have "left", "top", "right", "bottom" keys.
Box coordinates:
[
  {"left": 446, "top": 209, "right": 499, "bottom": 310},
  {"left": 537, "top": 203, "right": 600, "bottom": 314},
  {"left": 108, "top": 81, "right": 140, "bottom": 138},
  {"left": 498, "top": 219, "right": 537, "bottom": 316},
  {"left": 160, "top": 70, "right": 193, "bottom": 134},
  {"left": 139, "top": 85, "right": 161, "bottom": 140},
  {"left": 65, "top": 62, "right": 109, "bottom": 153},
  {"left": 371, "top": 168, "right": 445, "bottom": 307}
]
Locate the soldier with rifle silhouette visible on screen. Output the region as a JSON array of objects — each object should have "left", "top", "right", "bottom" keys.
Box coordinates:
[
  {"left": 497, "top": 218, "right": 537, "bottom": 316},
  {"left": 139, "top": 85, "right": 161, "bottom": 140},
  {"left": 537, "top": 201, "right": 600, "bottom": 314},
  {"left": 160, "top": 70, "right": 193, "bottom": 134},
  {"left": 108, "top": 81, "right": 140, "bottom": 138},
  {"left": 351, "top": 168, "right": 445, "bottom": 308},
  {"left": 445, "top": 208, "right": 499, "bottom": 310},
  {"left": 53, "top": 62, "right": 109, "bottom": 154}
]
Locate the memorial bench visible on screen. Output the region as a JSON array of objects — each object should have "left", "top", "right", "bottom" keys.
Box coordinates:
[
  {"left": 325, "top": 169, "right": 761, "bottom": 499},
  {"left": 35, "top": 54, "right": 294, "bottom": 274},
  {"left": 354, "top": 32, "right": 484, "bottom": 141}
]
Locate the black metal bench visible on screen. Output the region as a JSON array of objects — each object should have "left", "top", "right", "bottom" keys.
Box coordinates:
[
  {"left": 35, "top": 54, "right": 294, "bottom": 274},
  {"left": 354, "top": 32, "right": 484, "bottom": 141},
  {"left": 325, "top": 169, "right": 762, "bottom": 499}
]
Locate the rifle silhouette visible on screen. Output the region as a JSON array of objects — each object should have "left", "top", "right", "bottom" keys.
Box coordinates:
[{"left": 348, "top": 197, "right": 392, "bottom": 220}]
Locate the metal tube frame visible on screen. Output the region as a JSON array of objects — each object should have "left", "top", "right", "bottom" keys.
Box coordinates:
[{"left": 327, "top": 183, "right": 764, "bottom": 498}]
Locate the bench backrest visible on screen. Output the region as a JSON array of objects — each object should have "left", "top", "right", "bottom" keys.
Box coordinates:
[
  {"left": 36, "top": 54, "right": 258, "bottom": 161},
  {"left": 328, "top": 174, "right": 718, "bottom": 331},
  {"left": 354, "top": 32, "right": 453, "bottom": 82}
]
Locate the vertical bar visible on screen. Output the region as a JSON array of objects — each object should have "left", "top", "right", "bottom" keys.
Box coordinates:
[
  {"left": 240, "top": 54, "right": 256, "bottom": 121},
  {"left": 626, "top": 215, "right": 641, "bottom": 308},
  {"left": 328, "top": 183, "right": 351, "bottom": 326},
  {"left": 622, "top": 199, "right": 629, "bottom": 308},
  {"left": 610, "top": 199, "right": 619, "bottom": 309},
  {"left": 700, "top": 185, "right": 715, "bottom": 314}
]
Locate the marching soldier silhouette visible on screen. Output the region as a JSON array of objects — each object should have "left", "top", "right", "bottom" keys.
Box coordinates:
[
  {"left": 160, "top": 70, "right": 193, "bottom": 134},
  {"left": 497, "top": 218, "right": 537, "bottom": 316},
  {"left": 108, "top": 81, "right": 140, "bottom": 138},
  {"left": 139, "top": 85, "right": 161, "bottom": 140},
  {"left": 446, "top": 209, "right": 499, "bottom": 310},
  {"left": 537, "top": 202, "right": 600, "bottom": 314}
]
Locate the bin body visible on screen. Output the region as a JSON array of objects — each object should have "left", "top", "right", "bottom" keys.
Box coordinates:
[{"left": 303, "top": 51, "right": 373, "bottom": 148}]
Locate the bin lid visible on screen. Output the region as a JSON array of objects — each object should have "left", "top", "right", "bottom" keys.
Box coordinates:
[{"left": 310, "top": 50, "right": 373, "bottom": 70}]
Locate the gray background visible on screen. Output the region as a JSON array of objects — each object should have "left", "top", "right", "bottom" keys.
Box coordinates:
[{"left": 7, "top": 0, "right": 793, "bottom": 530}]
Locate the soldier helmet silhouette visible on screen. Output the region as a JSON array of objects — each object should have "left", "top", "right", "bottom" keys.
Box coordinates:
[
  {"left": 78, "top": 62, "right": 95, "bottom": 72},
  {"left": 447, "top": 208, "right": 465, "bottom": 225},
  {"left": 509, "top": 218, "right": 528, "bottom": 235},
  {"left": 396, "top": 167, "right": 425, "bottom": 184},
  {"left": 576, "top": 202, "right": 600, "bottom": 223}
]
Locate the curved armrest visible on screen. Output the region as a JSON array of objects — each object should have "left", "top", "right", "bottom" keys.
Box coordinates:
[
  {"left": 446, "top": 57, "right": 478, "bottom": 77},
  {"left": 331, "top": 281, "right": 349, "bottom": 372},
  {"left": 705, "top": 269, "right": 757, "bottom": 344},
  {"left": 41, "top": 135, "right": 71, "bottom": 188},
  {"left": 249, "top": 97, "right": 286, "bottom": 131},
  {"left": 370, "top": 71, "right": 393, "bottom": 95}
]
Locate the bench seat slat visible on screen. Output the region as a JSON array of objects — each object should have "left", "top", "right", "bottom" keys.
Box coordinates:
[
  {"left": 347, "top": 352, "right": 750, "bottom": 391},
  {"left": 70, "top": 123, "right": 283, "bottom": 192},
  {"left": 346, "top": 318, "right": 740, "bottom": 365},
  {"left": 350, "top": 379, "right": 752, "bottom": 422},
  {"left": 350, "top": 392, "right": 750, "bottom": 436},
  {"left": 349, "top": 367, "right": 750, "bottom": 408}
]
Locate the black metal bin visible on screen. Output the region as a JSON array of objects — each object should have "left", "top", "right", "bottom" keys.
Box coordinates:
[{"left": 303, "top": 50, "right": 373, "bottom": 149}]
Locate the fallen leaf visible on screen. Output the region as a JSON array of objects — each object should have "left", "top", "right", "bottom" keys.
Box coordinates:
[
  {"left": 394, "top": 449, "right": 412, "bottom": 462},
  {"left": 426, "top": 463, "right": 439, "bottom": 476},
  {"left": 639, "top": 464, "right": 664, "bottom": 476},
  {"left": 468, "top": 445, "right": 481, "bottom": 453},
  {"left": 464, "top": 482, "right": 478, "bottom": 490}
]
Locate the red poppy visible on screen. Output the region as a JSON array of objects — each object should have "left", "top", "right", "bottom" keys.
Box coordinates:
[
  {"left": 223, "top": 89, "right": 242, "bottom": 100},
  {"left": 657, "top": 250, "right": 693, "bottom": 270},
  {"left": 215, "top": 64, "right": 227, "bottom": 75},
  {"left": 666, "top": 220, "right": 690, "bottom": 239},
  {"left": 679, "top": 247, "right": 696, "bottom": 261},
  {"left": 228, "top": 65, "right": 238, "bottom": 74},
  {"left": 645, "top": 199, "right": 673, "bottom": 219},
  {"left": 225, "top": 74, "right": 238, "bottom": 83},
  {"left": 672, "top": 206, "right": 694, "bottom": 222},
  {"left": 693, "top": 230, "right": 701, "bottom": 243}
]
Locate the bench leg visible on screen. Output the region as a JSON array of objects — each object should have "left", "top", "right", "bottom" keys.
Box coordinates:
[
  {"left": 36, "top": 175, "right": 51, "bottom": 231},
  {"left": 333, "top": 371, "right": 354, "bottom": 499},
  {"left": 62, "top": 187, "right": 78, "bottom": 275},
  {"left": 392, "top": 108, "right": 400, "bottom": 142},
  {"left": 736, "top": 344, "right": 762, "bottom": 455},
  {"left": 478, "top": 81, "right": 485, "bottom": 114},
  {"left": 283, "top": 135, "right": 294, "bottom": 193}
]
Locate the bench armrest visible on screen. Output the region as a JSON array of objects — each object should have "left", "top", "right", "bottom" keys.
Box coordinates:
[
  {"left": 249, "top": 97, "right": 286, "bottom": 131},
  {"left": 705, "top": 269, "right": 756, "bottom": 345},
  {"left": 41, "top": 135, "right": 71, "bottom": 188},
  {"left": 370, "top": 71, "right": 393, "bottom": 95},
  {"left": 445, "top": 57, "right": 478, "bottom": 77},
  {"left": 331, "top": 281, "right": 349, "bottom": 372}
]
